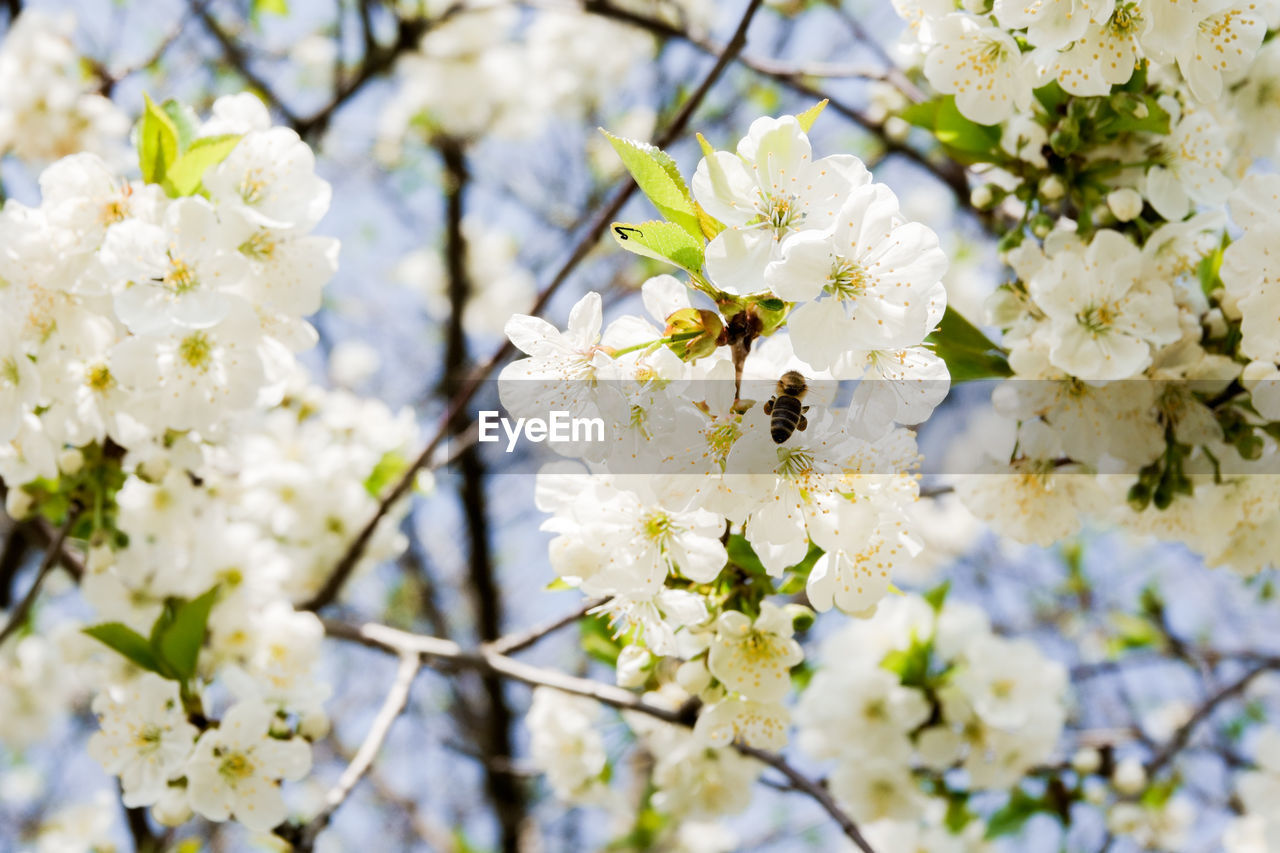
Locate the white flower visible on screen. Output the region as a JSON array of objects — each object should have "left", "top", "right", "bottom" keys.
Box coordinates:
[
  {"left": 102, "top": 196, "right": 249, "bottom": 334},
  {"left": 924, "top": 14, "right": 1033, "bottom": 125},
  {"left": 87, "top": 674, "right": 198, "bottom": 807},
  {"left": 1028, "top": 230, "right": 1181, "bottom": 379},
  {"left": 527, "top": 688, "right": 609, "bottom": 804},
  {"left": 1048, "top": 2, "right": 1145, "bottom": 95},
  {"left": 692, "top": 115, "right": 869, "bottom": 294},
  {"left": 694, "top": 697, "right": 790, "bottom": 750},
  {"left": 1143, "top": 106, "right": 1232, "bottom": 221},
  {"left": 951, "top": 634, "right": 1068, "bottom": 729},
  {"left": 765, "top": 183, "right": 948, "bottom": 365},
  {"left": 1173, "top": 2, "right": 1266, "bottom": 101},
  {"left": 204, "top": 128, "right": 331, "bottom": 231},
  {"left": 185, "top": 700, "right": 311, "bottom": 831},
  {"left": 993, "top": 0, "right": 1098, "bottom": 49},
  {"left": 829, "top": 756, "right": 924, "bottom": 822},
  {"left": 707, "top": 601, "right": 803, "bottom": 702}
]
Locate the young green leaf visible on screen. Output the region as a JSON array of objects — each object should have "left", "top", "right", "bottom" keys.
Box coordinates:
[
  {"left": 139, "top": 93, "right": 180, "bottom": 186},
  {"left": 157, "top": 585, "right": 220, "bottom": 682},
  {"left": 83, "top": 622, "right": 163, "bottom": 674},
  {"left": 926, "top": 306, "right": 1012, "bottom": 382},
  {"left": 161, "top": 99, "right": 200, "bottom": 152},
  {"left": 162, "top": 134, "right": 242, "bottom": 197},
  {"left": 602, "top": 130, "right": 702, "bottom": 240},
  {"left": 611, "top": 221, "right": 705, "bottom": 277},
  {"left": 795, "top": 99, "right": 829, "bottom": 132}
]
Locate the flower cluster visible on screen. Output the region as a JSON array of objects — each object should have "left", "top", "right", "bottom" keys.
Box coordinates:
[
  {"left": 0, "top": 9, "right": 128, "bottom": 165},
  {"left": 796, "top": 592, "right": 1067, "bottom": 825},
  {"left": 881, "top": 0, "right": 1280, "bottom": 576},
  {"left": 0, "top": 94, "right": 417, "bottom": 834}
]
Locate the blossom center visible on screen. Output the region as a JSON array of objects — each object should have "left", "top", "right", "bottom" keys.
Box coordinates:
[
  {"left": 218, "top": 750, "right": 255, "bottom": 782},
  {"left": 165, "top": 257, "right": 198, "bottom": 294},
  {"left": 776, "top": 446, "right": 815, "bottom": 478},
  {"left": 757, "top": 191, "right": 803, "bottom": 234},
  {"left": 86, "top": 363, "right": 115, "bottom": 392},
  {"left": 825, "top": 257, "right": 869, "bottom": 299},
  {"left": 178, "top": 331, "right": 214, "bottom": 370},
  {"left": 1076, "top": 302, "right": 1117, "bottom": 334}
]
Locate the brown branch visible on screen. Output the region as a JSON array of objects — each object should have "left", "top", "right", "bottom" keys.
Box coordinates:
[
  {"left": 192, "top": 3, "right": 300, "bottom": 125},
  {"left": 322, "top": 617, "right": 876, "bottom": 852},
  {"left": 571, "top": 0, "right": 978, "bottom": 222},
  {"left": 1145, "top": 662, "right": 1275, "bottom": 779},
  {"left": 437, "top": 136, "right": 527, "bottom": 853},
  {"left": 307, "top": 0, "right": 767, "bottom": 612},
  {"left": 0, "top": 507, "right": 80, "bottom": 647}
]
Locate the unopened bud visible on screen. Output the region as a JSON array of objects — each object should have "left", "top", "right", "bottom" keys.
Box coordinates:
[
  {"left": 664, "top": 308, "right": 723, "bottom": 361},
  {"left": 58, "top": 448, "right": 84, "bottom": 476},
  {"left": 1040, "top": 175, "right": 1066, "bottom": 201},
  {"left": 1112, "top": 756, "right": 1147, "bottom": 796},
  {"left": 1107, "top": 188, "right": 1144, "bottom": 222},
  {"left": 676, "top": 658, "right": 711, "bottom": 694},
  {"left": 1072, "top": 746, "right": 1102, "bottom": 775},
  {"left": 970, "top": 185, "right": 995, "bottom": 209},
  {"left": 299, "top": 710, "right": 331, "bottom": 741},
  {"left": 616, "top": 645, "right": 651, "bottom": 688},
  {"left": 883, "top": 116, "right": 910, "bottom": 143},
  {"left": 5, "top": 488, "right": 33, "bottom": 520}
]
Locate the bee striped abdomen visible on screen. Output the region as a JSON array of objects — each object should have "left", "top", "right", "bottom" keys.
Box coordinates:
[{"left": 770, "top": 394, "right": 804, "bottom": 444}]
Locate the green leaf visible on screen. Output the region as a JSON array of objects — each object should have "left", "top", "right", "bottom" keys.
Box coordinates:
[
  {"left": 795, "top": 99, "right": 828, "bottom": 132},
  {"left": 580, "top": 614, "right": 623, "bottom": 666},
  {"left": 83, "top": 623, "right": 163, "bottom": 674},
  {"left": 602, "top": 131, "right": 702, "bottom": 240},
  {"left": 923, "top": 579, "right": 951, "bottom": 612},
  {"left": 162, "top": 134, "right": 242, "bottom": 197},
  {"left": 252, "top": 0, "right": 289, "bottom": 15},
  {"left": 545, "top": 577, "right": 575, "bottom": 591},
  {"left": 611, "top": 221, "right": 704, "bottom": 277},
  {"left": 880, "top": 632, "right": 933, "bottom": 688},
  {"left": 984, "top": 789, "right": 1046, "bottom": 839},
  {"left": 927, "top": 306, "right": 1012, "bottom": 382},
  {"left": 1032, "top": 81, "right": 1069, "bottom": 116},
  {"left": 935, "top": 96, "right": 1002, "bottom": 150},
  {"left": 726, "top": 534, "right": 767, "bottom": 577},
  {"left": 139, "top": 93, "right": 180, "bottom": 186},
  {"left": 1097, "top": 93, "right": 1170, "bottom": 138},
  {"left": 161, "top": 99, "right": 200, "bottom": 152},
  {"left": 157, "top": 586, "right": 219, "bottom": 682},
  {"left": 901, "top": 96, "right": 1004, "bottom": 165},
  {"left": 364, "top": 450, "right": 409, "bottom": 498}
]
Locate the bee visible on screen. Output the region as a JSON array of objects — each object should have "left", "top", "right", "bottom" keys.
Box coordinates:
[{"left": 763, "top": 370, "right": 809, "bottom": 444}]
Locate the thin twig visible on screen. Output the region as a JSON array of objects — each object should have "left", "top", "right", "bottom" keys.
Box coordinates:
[
  {"left": 307, "top": 0, "right": 767, "bottom": 612},
  {"left": 487, "top": 597, "right": 608, "bottom": 657},
  {"left": 1145, "top": 663, "right": 1274, "bottom": 778},
  {"left": 0, "top": 508, "right": 80, "bottom": 647},
  {"left": 323, "top": 617, "right": 876, "bottom": 852},
  {"left": 283, "top": 653, "right": 421, "bottom": 850}
]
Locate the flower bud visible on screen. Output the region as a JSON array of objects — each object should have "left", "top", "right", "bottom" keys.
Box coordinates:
[
  {"left": 1107, "top": 188, "right": 1144, "bottom": 222},
  {"left": 970, "top": 185, "right": 995, "bottom": 209},
  {"left": 676, "top": 658, "right": 711, "bottom": 694},
  {"left": 1112, "top": 756, "right": 1147, "bottom": 795},
  {"left": 1072, "top": 746, "right": 1102, "bottom": 775},
  {"left": 57, "top": 448, "right": 84, "bottom": 476},
  {"left": 1031, "top": 214, "right": 1053, "bottom": 239},
  {"left": 883, "top": 116, "right": 910, "bottom": 143},
  {"left": 1203, "top": 307, "right": 1228, "bottom": 338},
  {"left": 1040, "top": 175, "right": 1066, "bottom": 201},
  {"left": 299, "top": 710, "right": 331, "bottom": 741},
  {"left": 615, "top": 645, "right": 651, "bottom": 688},
  {"left": 5, "top": 488, "right": 33, "bottom": 520},
  {"left": 664, "top": 308, "right": 723, "bottom": 361},
  {"left": 151, "top": 786, "right": 192, "bottom": 826},
  {"left": 784, "top": 603, "right": 815, "bottom": 632}
]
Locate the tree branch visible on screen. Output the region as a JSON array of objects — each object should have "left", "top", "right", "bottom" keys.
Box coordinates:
[
  {"left": 0, "top": 507, "right": 80, "bottom": 647},
  {"left": 281, "top": 652, "right": 421, "bottom": 850},
  {"left": 308, "top": 0, "right": 767, "bottom": 612},
  {"left": 322, "top": 617, "right": 876, "bottom": 852}
]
